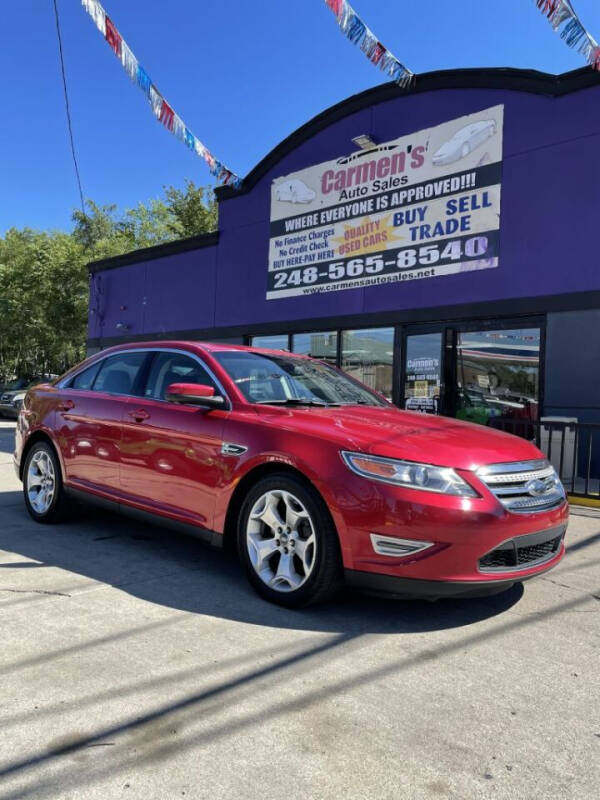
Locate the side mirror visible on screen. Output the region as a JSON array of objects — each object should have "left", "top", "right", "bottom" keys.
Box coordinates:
[{"left": 166, "top": 383, "right": 225, "bottom": 408}]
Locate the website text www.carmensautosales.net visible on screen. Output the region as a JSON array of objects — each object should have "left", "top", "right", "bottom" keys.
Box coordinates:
[{"left": 300, "top": 268, "right": 435, "bottom": 294}]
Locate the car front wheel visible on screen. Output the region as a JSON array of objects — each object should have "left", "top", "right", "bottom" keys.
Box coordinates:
[
  {"left": 237, "top": 474, "right": 343, "bottom": 607},
  {"left": 23, "top": 442, "right": 69, "bottom": 523}
]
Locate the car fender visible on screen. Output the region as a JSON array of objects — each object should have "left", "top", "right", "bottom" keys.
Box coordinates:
[
  {"left": 18, "top": 421, "right": 66, "bottom": 482},
  {"left": 214, "top": 449, "right": 350, "bottom": 548}
]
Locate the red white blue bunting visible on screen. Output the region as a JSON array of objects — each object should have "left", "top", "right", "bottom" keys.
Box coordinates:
[
  {"left": 80, "top": 0, "right": 242, "bottom": 188},
  {"left": 324, "top": 0, "right": 414, "bottom": 88},
  {"left": 535, "top": 1, "right": 600, "bottom": 70}
]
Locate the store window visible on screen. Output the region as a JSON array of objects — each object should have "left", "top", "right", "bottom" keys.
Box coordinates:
[
  {"left": 456, "top": 328, "right": 540, "bottom": 433},
  {"left": 341, "top": 328, "right": 394, "bottom": 401},
  {"left": 250, "top": 334, "right": 289, "bottom": 350},
  {"left": 292, "top": 332, "right": 338, "bottom": 364}
]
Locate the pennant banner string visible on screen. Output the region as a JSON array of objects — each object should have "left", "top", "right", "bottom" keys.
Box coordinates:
[
  {"left": 323, "top": 0, "right": 414, "bottom": 88},
  {"left": 80, "top": 0, "right": 242, "bottom": 188},
  {"left": 534, "top": 1, "right": 600, "bottom": 70}
]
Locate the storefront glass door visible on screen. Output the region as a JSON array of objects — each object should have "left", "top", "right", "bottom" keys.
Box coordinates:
[{"left": 403, "top": 333, "right": 443, "bottom": 413}]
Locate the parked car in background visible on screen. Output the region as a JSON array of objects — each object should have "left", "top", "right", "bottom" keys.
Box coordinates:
[
  {"left": 14, "top": 342, "right": 568, "bottom": 607},
  {"left": 455, "top": 388, "right": 501, "bottom": 427},
  {"left": 0, "top": 378, "right": 49, "bottom": 418}
]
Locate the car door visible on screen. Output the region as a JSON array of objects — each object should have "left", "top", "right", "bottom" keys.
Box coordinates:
[
  {"left": 119, "top": 349, "right": 229, "bottom": 529},
  {"left": 55, "top": 351, "right": 150, "bottom": 496}
]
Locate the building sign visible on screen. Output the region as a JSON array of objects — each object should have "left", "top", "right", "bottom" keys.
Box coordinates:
[
  {"left": 406, "top": 357, "right": 440, "bottom": 397},
  {"left": 268, "top": 106, "right": 503, "bottom": 300}
]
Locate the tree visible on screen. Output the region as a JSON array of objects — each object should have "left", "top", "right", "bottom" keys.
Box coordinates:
[
  {"left": 0, "top": 228, "right": 87, "bottom": 379},
  {"left": 0, "top": 181, "right": 218, "bottom": 382},
  {"left": 164, "top": 180, "right": 218, "bottom": 238}
]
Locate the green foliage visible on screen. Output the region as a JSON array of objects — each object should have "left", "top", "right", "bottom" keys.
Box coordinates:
[
  {"left": 164, "top": 180, "right": 218, "bottom": 238},
  {"left": 0, "top": 182, "right": 217, "bottom": 382}
]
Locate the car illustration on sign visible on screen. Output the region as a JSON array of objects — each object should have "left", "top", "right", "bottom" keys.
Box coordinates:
[
  {"left": 432, "top": 120, "right": 497, "bottom": 166},
  {"left": 14, "top": 342, "right": 567, "bottom": 608},
  {"left": 274, "top": 178, "right": 317, "bottom": 204}
]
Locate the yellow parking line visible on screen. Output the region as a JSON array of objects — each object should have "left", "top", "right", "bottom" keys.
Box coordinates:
[{"left": 568, "top": 494, "right": 600, "bottom": 509}]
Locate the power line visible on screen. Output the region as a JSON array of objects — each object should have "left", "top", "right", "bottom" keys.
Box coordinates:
[{"left": 52, "top": 0, "right": 85, "bottom": 214}]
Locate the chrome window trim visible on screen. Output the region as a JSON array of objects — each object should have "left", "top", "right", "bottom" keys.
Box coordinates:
[{"left": 57, "top": 347, "right": 232, "bottom": 409}]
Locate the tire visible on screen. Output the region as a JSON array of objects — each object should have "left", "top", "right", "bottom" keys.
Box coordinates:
[
  {"left": 237, "top": 473, "right": 343, "bottom": 608},
  {"left": 22, "top": 441, "right": 70, "bottom": 523}
]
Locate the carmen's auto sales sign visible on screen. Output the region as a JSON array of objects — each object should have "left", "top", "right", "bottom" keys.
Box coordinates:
[{"left": 267, "top": 105, "right": 503, "bottom": 300}]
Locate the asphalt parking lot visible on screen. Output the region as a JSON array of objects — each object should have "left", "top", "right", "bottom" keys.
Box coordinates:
[{"left": 0, "top": 420, "right": 598, "bottom": 800}]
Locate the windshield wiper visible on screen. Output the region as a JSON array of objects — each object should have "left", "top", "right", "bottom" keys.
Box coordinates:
[{"left": 255, "top": 398, "right": 340, "bottom": 407}]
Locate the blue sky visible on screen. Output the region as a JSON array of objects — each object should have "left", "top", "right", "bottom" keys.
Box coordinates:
[{"left": 3, "top": 0, "right": 600, "bottom": 233}]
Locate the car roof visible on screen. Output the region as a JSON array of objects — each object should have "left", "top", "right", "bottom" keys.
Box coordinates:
[{"left": 95, "top": 340, "right": 309, "bottom": 359}]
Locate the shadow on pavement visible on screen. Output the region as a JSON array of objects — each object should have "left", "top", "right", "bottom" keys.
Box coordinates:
[
  {"left": 0, "top": 499, "right": 524, "bottom": 634},
  {"left": 0, "top": 585, "right": 595, "bottom": 800}
]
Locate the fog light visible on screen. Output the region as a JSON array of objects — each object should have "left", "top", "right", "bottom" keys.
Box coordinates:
[{"left": 370, "top": 534, "right": 434, "bottom": 557}]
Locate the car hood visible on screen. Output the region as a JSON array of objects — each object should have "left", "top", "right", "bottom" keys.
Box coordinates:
[{"left": 256, "top": 405, "right": 542, "bottom": 472}]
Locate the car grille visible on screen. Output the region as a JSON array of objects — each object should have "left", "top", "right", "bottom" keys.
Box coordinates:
[
  {"left": 479, "top": 528, "right": 565, "bottom": 572},
  {"left": 476, "top": 459, "right": 565, "bottom": 514}
]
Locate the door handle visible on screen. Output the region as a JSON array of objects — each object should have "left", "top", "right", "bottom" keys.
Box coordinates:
[
  {"left": 58, "top": 400, "right": 74, "bottom": 412},
  {"left": 128, "top": 409, "right": 150, "bottom": 423}
]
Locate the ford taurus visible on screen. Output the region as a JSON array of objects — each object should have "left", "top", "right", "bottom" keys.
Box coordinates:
[{"left": 13, "top": 342, "right": 568, "bottom": 607}]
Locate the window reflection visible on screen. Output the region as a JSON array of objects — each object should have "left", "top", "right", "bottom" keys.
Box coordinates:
[
  {"left": 292, "top": 332, "right": 338, "bottom": 364},
  {"left": 250, "top": 334, "right": 289, "bottom": 351},
  {"left": 456, "top": 328, "right": 540, "bottom": 435},
  {"left": 341, "top": 328, "right": 394, "bottom": 401}
]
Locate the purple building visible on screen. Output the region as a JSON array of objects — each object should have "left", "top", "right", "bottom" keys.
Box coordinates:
[{"left": 88, "top": 67, "right": 600, "bottom": 447}]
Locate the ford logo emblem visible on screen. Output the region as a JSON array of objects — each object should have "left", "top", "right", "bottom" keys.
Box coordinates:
[{"left": 525, "top": 479, "right": 548, "bottom": 497}]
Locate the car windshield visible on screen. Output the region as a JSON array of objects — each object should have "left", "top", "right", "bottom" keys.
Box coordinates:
[
  {"left": 2, "top": 377, "right": 31, "bottom": 391},
  {"left": 214, "top": 351, "right": 387, "bottom": 407}
]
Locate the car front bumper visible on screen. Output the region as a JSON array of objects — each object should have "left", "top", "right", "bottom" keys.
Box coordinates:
[
  {"left": 344, "top": 527, "right": 565, "bottom": 599},
  {"left": 330, "top": 468, "right": 569, "bottom": 594}
]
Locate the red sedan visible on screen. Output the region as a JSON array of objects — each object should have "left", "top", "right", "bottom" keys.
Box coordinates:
[{"left": 13, "top": 342, "right": 568, "bottom": 607}]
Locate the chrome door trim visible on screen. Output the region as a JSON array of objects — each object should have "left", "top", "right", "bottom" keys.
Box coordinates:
[{"left": 57, "top": 347, "right": 232, "bottom": 410}]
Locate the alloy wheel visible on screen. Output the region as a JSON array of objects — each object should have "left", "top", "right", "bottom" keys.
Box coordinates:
[
  {"left": 27, "top": 450, "right": 56, "bottom": 515},
  {"left": 246, "top": 489, "right": 317, "bottom": 592}
]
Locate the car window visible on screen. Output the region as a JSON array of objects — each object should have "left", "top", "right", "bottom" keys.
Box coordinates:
[
  {"left": 214, "top": 351, "right": 386, "bottom": 406},
  {"left": 93, "top": 352, "right": 148, "bottom": 396},
  {"left": 143, "top": 352, "right": 217, "bottom": 401},
  {"left": 70, "top": 361, "right": 102, "bottom": 391},
  {"left": 3, "top": 377, "right": 29, "bottom": 391}
]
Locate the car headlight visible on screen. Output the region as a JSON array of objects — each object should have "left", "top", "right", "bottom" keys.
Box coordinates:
[{"left": 341, "top": 451, "right": 477, "bottom": 497}]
